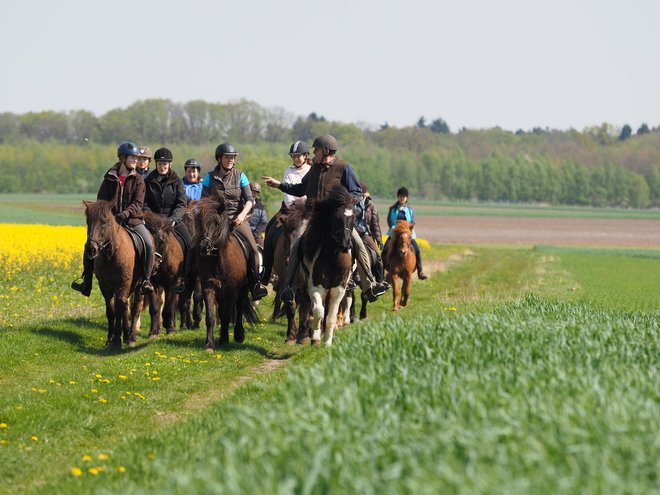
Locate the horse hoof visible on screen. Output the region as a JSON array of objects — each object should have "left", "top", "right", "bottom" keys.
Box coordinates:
[
  {"left": 148, "top": 334, "right": 159, "bottom": 339},
  {"left": 204, "top": 347, "right": 214, "bottom": 353},
  {"left": 109, "top": 342, "right": 122, "bottom": 351},
  {"left": 297, "top": 337, "right": 310, "bottom": 345},
  {"left": 234, "top": 332, "right": 245, "bottom": 344},
  {"left": 311, "top": 339, "right": 321, "bottom": 346},
  {"left": 166, "top": 330, "right": 176, "bottom": 335},
  {"left": 127, "top": 341, "right": 137, "bottom": 348},
  {"left": 285, "top": 339, "right": 296, "bottom": 346}
]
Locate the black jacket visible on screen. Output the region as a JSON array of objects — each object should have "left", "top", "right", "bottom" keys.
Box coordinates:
[{"left": 143, "top": 169, "right": 188, "bottom": 223}]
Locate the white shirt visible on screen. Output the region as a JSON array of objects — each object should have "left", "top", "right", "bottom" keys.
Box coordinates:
[{"left": 282, "top": 163, "right": 311, "bottom": 207}]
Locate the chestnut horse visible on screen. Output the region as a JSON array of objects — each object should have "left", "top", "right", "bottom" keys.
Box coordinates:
[
  {"left": 269, "top": 200, "right": 310, "bottom": 345},
  {"left": 385, "top": 220, "right": 417, "bottom": 311},
  {"left": 83, "top": 200, "right": 146, "bottom": 350},
  {"left": 141, "top": 211, "right": 185, "bottom": 338},
  {"left": 193, "top": 191, "right": 259, "bottom": 352},
  {"left": 297, "top": 185, "right": 355, "bottom": 346}
]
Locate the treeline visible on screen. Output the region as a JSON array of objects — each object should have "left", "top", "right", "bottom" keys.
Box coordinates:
[{"left": 1, "top": 99, "right": 659, "bottom": 208}]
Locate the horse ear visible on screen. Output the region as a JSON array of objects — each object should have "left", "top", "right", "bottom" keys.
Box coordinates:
[{"left": 83, "top": 200, "right": 91, "bottom": 207}]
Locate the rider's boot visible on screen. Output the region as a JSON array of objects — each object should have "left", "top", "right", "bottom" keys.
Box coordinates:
[{"left": 71, "top": 256, "right": 93, "bottom": 297}]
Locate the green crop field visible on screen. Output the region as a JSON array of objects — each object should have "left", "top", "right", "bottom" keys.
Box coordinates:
[{"left": 2, "top": 203, "right": 660, "bottom": 494}]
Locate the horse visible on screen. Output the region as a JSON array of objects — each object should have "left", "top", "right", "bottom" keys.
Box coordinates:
[
  {"left": 193, "top": 190, "right": 260, "bottom": 352},
  {"left": 268, "top": 200, "right": 310, "bottom": 345},
  {"left": 140, "top": 211, "right": 185, "bottom": 338},
  {"left": 178, "top": 205, "right": 204, "bottom": 331},
  {"left": 384, "top": 220, "right": 417, "bottom": 311},
  {"left": 297, "top": 185, "right": 355, "bottom": 346},
  {"left": 82, "top": 199, "right": 146, "bottom": 350}
]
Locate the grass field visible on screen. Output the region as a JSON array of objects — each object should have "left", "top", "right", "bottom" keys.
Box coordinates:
[{"left": 2, "top": 202, "right": 660, "bottom": 493}]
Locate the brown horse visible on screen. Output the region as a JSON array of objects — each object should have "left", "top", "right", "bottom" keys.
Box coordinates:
[
  {"left": 268, "top": 200, "right": 310, "bottom": 345},
  {"left": 297, "top": 185, "right": 355, "bottom": 346},
  {"left": 193, "top": 190, "right": 259, "bottom": 352},
  {"left": 178, "top": 205, "right": 204, "bottom": 330},
  {"left": 83, "top": 200, "right": 145, "bottom": 350},
  {"left": 385, "top": 220, "right": 417, "bottom": 311},
  {"left": 141, "top": 211, "right": 185, "bottom": 338}
]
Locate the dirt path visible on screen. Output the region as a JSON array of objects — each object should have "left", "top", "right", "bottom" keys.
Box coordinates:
[{"left": 380, "top": 215, "right": 660, "bottom": 248}]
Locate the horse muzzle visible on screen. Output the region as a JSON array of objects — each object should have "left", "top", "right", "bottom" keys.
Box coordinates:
[{"left": 84, "top": 240, "right": 99, "bottom": 260}]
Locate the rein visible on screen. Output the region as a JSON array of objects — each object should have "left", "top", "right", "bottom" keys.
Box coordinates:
[{"left": 88, "top": 220, "right": 122, "bottom": 252}]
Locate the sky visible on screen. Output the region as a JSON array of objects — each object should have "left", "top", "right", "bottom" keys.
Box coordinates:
[{"left": 1, "top": 0, "right": 658, "bottom": 133}]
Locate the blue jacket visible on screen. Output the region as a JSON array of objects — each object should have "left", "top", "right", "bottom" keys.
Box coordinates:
[
  {"left": 183, "top": 179, "right": 203, "bottom": 201},
  {"left": 386, "top": 203, "right": 416, "bottom": 239}
]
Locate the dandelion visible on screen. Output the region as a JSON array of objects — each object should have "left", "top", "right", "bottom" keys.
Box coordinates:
[
  {"left": 88, "top": 468, "right": 99, "bottom": 475},
  {"left": 71, "top": 467, "right": 83, "bottom": 476},
  {"left": 147, "top": 454, "right": 155, "bottom": 459},
  {"left": 91, "top": 389, "right": 98, "bottom": 393},
  {"left": 83, "top": 455, "right": 92, "bottom": 462},
  {"left": 95, "top": 374, "right": 102, "bottom": 378},
  {"left": 98, "top": 399, "right": 108, "bottom": 403},
  {"left": 116, "top": 466, "right": 126, "bottom": 473},
  {"left": 0, "top": 423, "right": 6, "bottom": 428},
  {"left": 118, "top": 375, "right": 127, "bottom": 379},
  {"left": 98, "top": 454, "right": 109, "bottom": 460},
  {"left": 69, "top": 381, "right": 78, "bottom": 385},
  {"left": 31, "top": 436, "right": 38, "bottom": 441}
]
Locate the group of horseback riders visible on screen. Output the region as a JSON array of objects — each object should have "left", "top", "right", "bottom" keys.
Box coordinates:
[{"left": 71, "top": 134, "right": 427, "bottom": 304}]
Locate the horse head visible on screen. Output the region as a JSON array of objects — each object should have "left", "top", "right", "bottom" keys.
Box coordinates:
[
  {"left": 84, "top": 199, "right": 120, "bottom": 260},
  {"left": 143, "top": 211, "right": 173, "bottom": 255},
  {"left": 393, "top": 220, "right": 414, "bottom": 258},
  {"left": 194, "top": 190, "right": 230, "bottom": 258}
]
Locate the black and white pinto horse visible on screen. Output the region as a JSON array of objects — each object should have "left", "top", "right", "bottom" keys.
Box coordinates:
[{"left": 297, "top": 185, "right": 356, "bottom": 346}]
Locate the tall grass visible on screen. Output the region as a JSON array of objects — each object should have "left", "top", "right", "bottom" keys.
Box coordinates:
[{"left": 39, "top": 296, "right": 660, "bottom": 494}]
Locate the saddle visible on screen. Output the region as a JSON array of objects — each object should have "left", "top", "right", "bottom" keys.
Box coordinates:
[
  {"left": 171, "top": 227, "right": 189, "bottom": 258},
  {"left": 232, "top": 229, "right": 254, "bottom": 268},
  {"left": 123, "top": 225, "right": 150, "bottom": 271}
]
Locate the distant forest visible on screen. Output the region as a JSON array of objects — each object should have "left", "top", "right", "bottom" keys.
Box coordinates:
[{"left": 1, "top": 98, "right": 659, "bottom": 209}]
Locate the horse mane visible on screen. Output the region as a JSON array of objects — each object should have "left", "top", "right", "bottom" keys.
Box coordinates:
[
  {"left": 283, "top": 200, "right": 305, "bottom": 235},
  {"left": 143, "top": 211, "right": 174, "bottom": 235},
  {"left": 192, "top": 189, "right": 231, "bottom": 247},
  {"left": 85, "top": 199, "right": 114, "bottom": 220},
  {"left": 392, "top": 220, "right": 413, "bottom": 238},
  {"left": 309, "top": 185, "right": 353, "bottom": 230}
]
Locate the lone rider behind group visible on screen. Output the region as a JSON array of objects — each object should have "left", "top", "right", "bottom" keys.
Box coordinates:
[
  {"left": 71, "top": 142, "right": 155, "bottom": 296},
  {"left": 195, "top": 143, "right": 268, "bottom": 301},
  {"left": 143, "top": 147, "right": 192, "bottom": 252},
  {"left": 262, "top": 134, "right": 390, "bottom": 303},
  {"left": 182, "top": 158, "right": 203, "bottom": 201},
  {"left": 354, "top": 181, "right": 385, "bottom": 284},
  {"left": 249, "top": 181, "right": 267, "bottom": 247},
  {"left": 137, "top": 146, "right": 152, "bottom": 179},
  {"left": 261, "top": 141, "right": 312, "bottom": 285}
]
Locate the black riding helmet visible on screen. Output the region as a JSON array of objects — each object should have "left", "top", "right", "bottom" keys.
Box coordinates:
[
  {"left": 215, "top": 143, "right": 239, "bottom": 159},
  {"left": 184, "top": 158, "right": 201, "bottom": 169},
  {"left": 154, "top": 148, "right": 174, "bottom": 162},
  {"left": 289, "top": 141, "right": 310, "bottom": 155}
]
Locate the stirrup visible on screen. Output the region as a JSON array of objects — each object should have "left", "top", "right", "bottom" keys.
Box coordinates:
[
  {"left": 71, "top": 279, "right": 91, "bottom": 297},
  {"left": 141, "top": 281, "right": 154, "bottom": 295},
  {"left": 174, "top": 281, "right": 185, "bottom": 294},
  {"left": 252, "top": 283, "right": 268, "bottom": 301},
  {"left": 280, "top": 286, "right": 295, "bottom": 303},
  {"left": 346, "top": 279, "right": 357, "bottom": 290}
]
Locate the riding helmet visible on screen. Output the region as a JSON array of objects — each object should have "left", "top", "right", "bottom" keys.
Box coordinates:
[
  {"left": 289, "top": 141, "right": 310, "bottom": 155},
  {"left": 184, "top": 158, "right": 201, "bottom": 169},
  {"left": 154, "top": 148, "right": 174, "bottom": 162},
  {"left": 138, "top": 146, "right": 153, "bottom": 159},
  {"left": 117, "top": 142, "right": 141, "bottom": 157},
  {"left": 311, "top": 134, "right": 338, "bottom": 151},
  {"left": 215, "top": 142, "right": 239, "bottom": 159},
  {"left": 250, "top": 181, "right": 262, "bottom": 193}
]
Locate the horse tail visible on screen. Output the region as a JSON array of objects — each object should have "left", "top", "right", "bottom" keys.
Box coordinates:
[{"left": 243, "top": 297, "right": 260, "bottom": 327}]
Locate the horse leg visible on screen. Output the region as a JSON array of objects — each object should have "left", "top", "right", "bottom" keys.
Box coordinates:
[
  {"left": 148, "top": 289, "right": 163, "bottom": 339},
  {"left": 401, "top": 274, "right": 412, "bottom": 307},
  {"left": 203, "top": 288, "right": 216, "bottom": 352},
  {"left": 192, "top": 278, "right": 203, "bottom": 329},
  {"left": 110, "top": 295, "right": 129, "bottom": 351},
  {"left": 284, "top": 301, "right": 298, "bottom": 345},
  {"left": 128, "top": 292, "right": 142, "bottom": 348},
  {"left": 391, "top": 274, "right": 401, "bottom": 311},
  {"left": 233, "top": 291, "right": 247, "bottom": 344},
  {"left": 103, "top": 294, "right": 115, "bottom": 348},
  {"left": 163, "top": 291, "right": 178, "bottom": 334},
  {"left": 324, "top": 287, "right": 346, "bottom": 346},
  {"left": 309, "top": 286, "right": 325, "bottom": 345},
  {"left": 218, "top": 299, "right": 233, "bottom": 347},
  {"left": 360, "top": 290, "right": 369, "bottom": 320}
]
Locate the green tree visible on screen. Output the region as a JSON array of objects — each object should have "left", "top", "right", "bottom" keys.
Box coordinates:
[
  {"left": 619, "top": 124, "right": 632, "bottom": 141},
  {"left": 429, "top": 117, "right": 450, "bottom": 134},
  {"left": 637, "top": 123, "right": 650, "bottom": 135}
]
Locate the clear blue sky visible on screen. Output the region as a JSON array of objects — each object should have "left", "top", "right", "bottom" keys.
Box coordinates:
[{"left": 1, "top": 0, "right": 657, "bottom": 132}]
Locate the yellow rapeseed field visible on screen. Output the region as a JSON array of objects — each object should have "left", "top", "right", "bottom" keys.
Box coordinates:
[{"left": 0, "top": 224, "right": 86, "bottom": 280}]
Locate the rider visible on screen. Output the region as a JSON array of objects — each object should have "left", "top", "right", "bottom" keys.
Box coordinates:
[
  {"left": 197, "top": 142, "right": 268, "bottom": 301},
  {"left": 71, "top": 142, "right": 155, "bottom": 296},
  {"left": 249, "top": 181, "right": 267, "bottom": 248},
  {"left": 262, "top": 134, "right": 391, "bottom": 303},
  {"left": 383, "top": 186, "right": 427, "bottom": 280},
  {"left": 137, "top": 146, "right": 152, "bottom": 179},
  {"left": 182, "top": 158, "right": 203, "bottom": 201},
  {"left": 261, "top": 141, "right": 312, "bottom": 284},
  {"left": 354, "top": 181, "right": 385, "bottom": 284},
  {"left": 143, "top": 147, "right": 192, "bottom": 252}
]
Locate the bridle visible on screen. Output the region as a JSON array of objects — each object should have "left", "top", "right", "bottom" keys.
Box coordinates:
[{"left": 87, "top": 219, "right": 122, "bottom": 253}]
